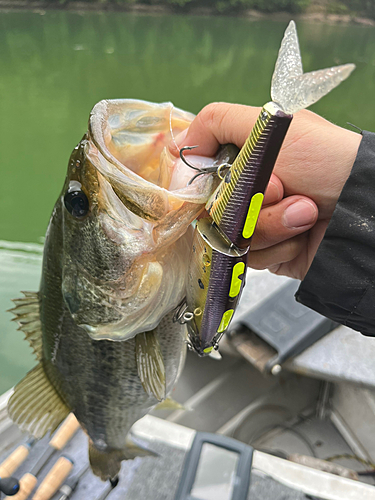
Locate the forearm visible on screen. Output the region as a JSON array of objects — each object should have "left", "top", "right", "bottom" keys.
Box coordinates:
[{"left": 296, "top": 131, "right": 375, "bottom": 336}]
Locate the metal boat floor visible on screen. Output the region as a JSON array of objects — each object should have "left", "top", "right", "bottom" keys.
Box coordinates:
[
  {"left": 2, "top": 410, "right": 374, "bottom": 500},
  {"left": 0, "top": 428, "right": 310, "bottom": 500},
  {"left": 1, "top": 350, "right": 375, "bottom": 498},
  {"left": 2, "top": 269, "right": 375, "bottom": 497}
]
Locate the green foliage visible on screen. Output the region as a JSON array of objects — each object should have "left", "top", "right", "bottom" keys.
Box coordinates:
[
  {"left": 58, "top": 0, "right": 140, "bottom": 2},
  {"left": 18, "top": 0, "right": 375, "bottom": 19},
  {"left": 156, "top": 0, "right": 311, "bottom": 13},
  {"left": 239, "top": 0, "right": 310, "bottom": 13},
  {"left": 326, "top": 2, "right": 349, "bottom": 14},
  {"left": 166, "top": 0, "right": 192, "bottom": 5},
  {"left": 341, "top": 0, "right": 375, "bottom": 18}
]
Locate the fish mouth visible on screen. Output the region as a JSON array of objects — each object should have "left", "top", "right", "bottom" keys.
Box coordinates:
[
  {"left": 63, "top": 100, "right": 220, "bottom": 342},
  {"left": 87, "top": 99, "right": 219, "bottom": 222}
]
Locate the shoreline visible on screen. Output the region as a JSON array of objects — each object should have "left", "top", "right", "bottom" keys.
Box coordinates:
[{"left": 0, "top": 1, "right": 374, "bottom": 27}]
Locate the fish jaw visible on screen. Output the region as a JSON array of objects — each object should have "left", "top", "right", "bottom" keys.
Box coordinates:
[
  {"left": 60, "top": 99, "right": 222, "bottom": 341},
  {"left": 68, "top": 231, "right": 193, "bottom": 341},
  {"left": 61, "top": 177, "right": 194, "bottom": 340}
]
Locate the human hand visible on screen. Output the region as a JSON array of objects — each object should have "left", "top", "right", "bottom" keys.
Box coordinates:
[{"left": 170, "top": 103, "right": 362, "bottom": 280}]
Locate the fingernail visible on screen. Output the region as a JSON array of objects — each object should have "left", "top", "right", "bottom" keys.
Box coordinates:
[
  {"left": 283, "top": 200, "right": 317, "bottom": 229},
  {"left": 267, "top": 180, "right": 281, "bottom": 200},
  {"left": 174, "top": 128, "right": 188, "bottom": 148}
]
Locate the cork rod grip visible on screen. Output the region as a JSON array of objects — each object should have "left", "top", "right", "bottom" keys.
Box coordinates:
[
  {"left": 32, "top": 457, "right": 74, "bottom": 500},
  {"left": 49, "top": 414, "right": 80, "bottom": 450},
  {"left": 4, "top": 473, "right": 37, "bottom": 500},
  {"left": 0, "top": 445, "right": 30, "bottom": 478}
]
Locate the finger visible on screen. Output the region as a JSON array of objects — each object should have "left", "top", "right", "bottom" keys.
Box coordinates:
[
  {"left": 172, "top": 103, "right": 283, "bottom": 206},
  {"left": 248, "top": 233, "right": 308, "bottom": 271},
  {"left": 169, "top": 102, "right": 261, "bottom": 157},
  {"left": 262, "top": 218, "right": 330, "bottom": 280},
  {"left": 251, "top": 196, "right": 318, "bottom": 251},
  {"left": 263, "top": 174, "right": 284, "bottom": 206}
]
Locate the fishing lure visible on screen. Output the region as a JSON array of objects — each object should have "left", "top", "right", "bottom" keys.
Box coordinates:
[{"left": 180, "top": 20, "right": 355, "bottom": 356}]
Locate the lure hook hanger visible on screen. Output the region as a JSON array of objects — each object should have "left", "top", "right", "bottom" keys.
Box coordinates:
[
  {"left": 179, "top": 146, "right": 232, "bottom": 186},
  {"left": 173, "top": 298, "right": 194, "bottom": 325}
]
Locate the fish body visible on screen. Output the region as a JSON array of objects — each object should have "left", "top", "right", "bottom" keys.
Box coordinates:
[
  {"left": 8, "top": 99, "right": 231, "bottom": 480},
  {"left": 40, "top": 196, "right": 186, "bottom": 477}
]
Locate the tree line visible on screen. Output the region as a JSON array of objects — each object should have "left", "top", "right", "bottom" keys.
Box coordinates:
[{"left": 29, "top": 0, "right": 375, "bottom": 19}]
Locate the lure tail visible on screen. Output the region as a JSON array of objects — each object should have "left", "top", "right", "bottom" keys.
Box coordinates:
[
  {"left": 271, "top": 20, "right": 355, "bottom": 115},
  {"left": 184, "top": 20, "right": 355, "bottom": 357}
]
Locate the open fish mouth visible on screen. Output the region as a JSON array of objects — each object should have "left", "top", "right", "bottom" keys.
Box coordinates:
[
  {"left": 87, "top": 99, "right": 219, "bottom": 221},
  {"left": 61, "top": 99, "right": 221, "bottom": 342}
]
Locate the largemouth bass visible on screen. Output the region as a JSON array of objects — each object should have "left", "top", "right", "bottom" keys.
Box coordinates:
[{"left": 8, "top": 99, "right": 237, "bottom": 480}]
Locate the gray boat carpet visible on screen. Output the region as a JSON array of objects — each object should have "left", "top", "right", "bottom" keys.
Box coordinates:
[{"left": 0, "top": 430, "right": 308, "bottom": 499}]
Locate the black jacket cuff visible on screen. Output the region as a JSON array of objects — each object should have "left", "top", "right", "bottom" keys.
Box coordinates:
[{"left": 296, "top": 131, "right": 375, "bottom": 336}]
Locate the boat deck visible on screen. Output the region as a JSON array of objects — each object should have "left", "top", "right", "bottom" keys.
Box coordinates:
[
  {"left": 2, "top": 270, "right": 375, "bottom": 498},
  {"left": 0, "top": 422, "right": 311, "bottom": 500},
  {"left": 1, "top": 349, "right": 375, "bottom": 499}
]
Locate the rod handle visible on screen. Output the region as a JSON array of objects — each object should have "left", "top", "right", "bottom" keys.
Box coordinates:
[
  {"left": 49, "top": 414, "right": 80, "bottom": 451},
  {"left": 0, "top": 445, "right": 30, "bottom": 478},
  {"left": 32, "top": 457, "right": 74, "bottom": 500},
  {"left": 4, "top": 473, "right": 37, "bottom": 500}
]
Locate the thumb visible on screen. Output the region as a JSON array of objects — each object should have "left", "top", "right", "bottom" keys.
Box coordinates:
[{"left": 169, "top": 102, "right": 261, "bottom": 157}]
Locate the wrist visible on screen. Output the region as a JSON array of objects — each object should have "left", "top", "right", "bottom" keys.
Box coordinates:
[{"left": 325, "top": 128, "right": 362, "bottom": 218}]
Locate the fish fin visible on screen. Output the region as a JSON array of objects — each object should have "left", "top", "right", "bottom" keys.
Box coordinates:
[
  {"left": 154, "top": 397, "right": 185, "bottom": 411},
  {"left": 124, "top": 436, "right": 159, "bottom": 459},
  {"left": 89, "top": 439, "right": 157, "bottom": 481},
  {"left": 7, "top": 363, "right": 70, "bottom": 439},
  {"left": 135, "top": 330, "right": 166, "bottom": 402},
  {"left": 8, "top": 292, "right": 42, "bottom": 361}
]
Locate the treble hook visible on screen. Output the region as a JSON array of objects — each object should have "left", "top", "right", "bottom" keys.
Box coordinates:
[
  {"left": 180, "top": 145, "right": 230, "bottom": 186},
  {"left": 179, "top": 145, "right": 200, "bottom": 171}
]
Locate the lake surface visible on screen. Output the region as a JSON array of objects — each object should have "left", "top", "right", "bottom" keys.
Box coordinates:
[{"left": 1, "top": 10, "right": 375, "bottom": 394}]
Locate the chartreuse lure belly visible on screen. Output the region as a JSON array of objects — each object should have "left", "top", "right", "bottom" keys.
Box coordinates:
[{"left": 183, "top": 20, "right": 355, "bottom": 356}]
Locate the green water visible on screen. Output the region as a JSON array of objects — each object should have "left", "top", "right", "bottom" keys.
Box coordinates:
[{"left": 1, "top": 11, "right": 375, "bottom": 394}]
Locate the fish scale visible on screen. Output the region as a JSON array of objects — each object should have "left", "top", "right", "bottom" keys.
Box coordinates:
[
  {"left": 41, "top": 208, "right": 186, "bottom": 475},
  {"left": 40, "top": 206, "right": 185, "bottom": 450},
  {"left": 8, "top": 99, "right": 232, "bottom": 481}
]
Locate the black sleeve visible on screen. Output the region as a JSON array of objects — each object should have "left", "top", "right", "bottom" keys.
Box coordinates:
[{"left": 296, "top": 131, "right": 375, "bottom": 337}]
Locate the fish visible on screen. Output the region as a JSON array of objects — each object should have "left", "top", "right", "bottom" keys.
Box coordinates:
[{"left": 7, "top": 99, "right": 238, "bottom": 480}]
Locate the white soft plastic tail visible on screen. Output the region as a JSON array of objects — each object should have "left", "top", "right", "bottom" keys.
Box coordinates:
[{"left": 271, "top": 20, "right": 355, "bottom": 115}]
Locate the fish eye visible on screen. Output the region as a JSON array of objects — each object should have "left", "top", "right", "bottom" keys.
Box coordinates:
[{"left": 64, "top": 189, "right": 89, "bottom": 219}]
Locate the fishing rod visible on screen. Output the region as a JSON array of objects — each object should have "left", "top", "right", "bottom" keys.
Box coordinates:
[
  {"left": 0, "top": 477, "right": 19, "bottom": 497},
  {"left": 51, "top": 467, "right": 119, "bottom": 500},
  {"left": 0, "top": 439, "right": 36, "bottom": 498},
  {"left": 0, "top": 439, "right": 36, "bottom": 480},
  {"left": 50, "top": 464, "right": 90, "bottom": 500},
  {"left": 30, "top": 455, "right": 74, "bottom": 500},
  {"left": 4, "top": 456, "right": 74, "bottom": 500},
  {"left": 4, "top": 414, "right": 79, "bottom": 500}
]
